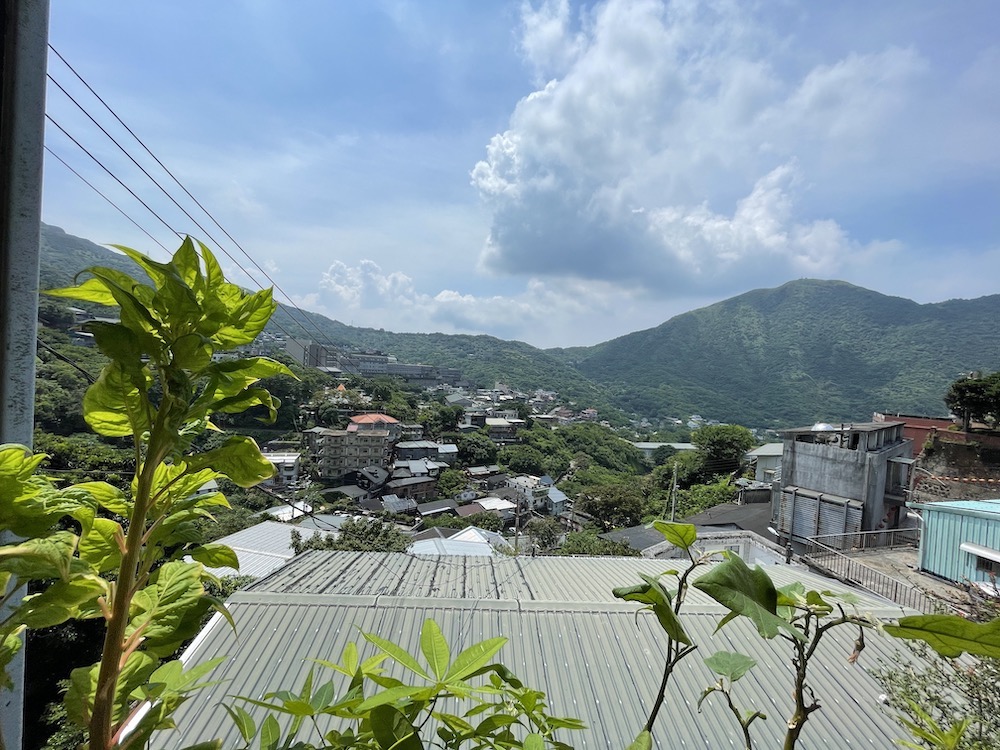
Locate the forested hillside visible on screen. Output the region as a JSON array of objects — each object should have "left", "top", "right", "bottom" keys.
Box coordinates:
[
  {"left": 562, "top": 280, "right": 1000, "bottom": 426},
  {"left": 39, "top": 224, "right": 1000, "bottom": 426}
]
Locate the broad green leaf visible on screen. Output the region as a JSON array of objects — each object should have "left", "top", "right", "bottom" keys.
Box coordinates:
[
  {"left": 128, "top": 562, "right": 211, "bottom": 656},
  {"left": 65, "top": 663, "right": 99, "bottom": 727},
  {"left": 0, "top": 532, "right": 79, "bottom": 580},
  {"left": 522, "top": 734, "right": 545, "bottom": 750},
  {"left": 355, "top": 685, "right": 426, "bottom": 712},
  {"left": 693, "top": 555, "right": 805, "bottom": 641},
  {"left": 78, "top": 517, "right": 124, "bottom": 571},
  {"left": 445, "top": 636, "right": 507, "bottom": 682},
  {"left": 74, "top": 481, "right": 130, "bottom": 516},
  {"left": 0, "top": 630, "right": 24, "bottom": 690},
  {"left": 171, "top": 333, "right": 213, "bottom": 371},
  {"left": 653, "top": 520, "right": 697, "bottom": 551},
  {"left": 46, "top": 276, "right": 119, "bottom": 306},
  {"left": 475, "top": 714, "right": 520, "bottom": 733},
  {"left": 183, "top": 436, "right": 274, "bottom": 488},
  {"left": 259, "top": 714, "right": 280, "bottom": 750},
  {"left": 419, "top": 619, "right": 450, "bottom": 681},
  {"left": 370, "top": 704, "right": 423, "bottom": 750},
  {"left": 626, "top": 730, "right": 652, "bottom": 750},
  {"left": 884, "top": 615, "right": 1000, "bottom": 659},
  {"left": 178, "top": 743, "right": 223, "bottom": 750},
  {"left": 363, "top": 631, "right": 430, "bottom": 680},
  {"left": 83, "top": 361, "right": 151, "bottom": 438},
  {"left": 86, "top": 321, "right": 144, "bottom": 371},
  {"left": 223, "top": 704, "right": 257, "bottom": 743},
  {"left": 188, "top": 543, "right": 240, "bottom": 570},
  {"left": 18, "top": 577, "right": 107, "bottom": 628},
  {"left": 613, "top": 574, "right": 691, "bottom": 645},
  {"left": 214, "top": 288, "right": 276, "bottom": 347},
  {"left": 703, "top": 651, "right": 756, "bottom": 682}
]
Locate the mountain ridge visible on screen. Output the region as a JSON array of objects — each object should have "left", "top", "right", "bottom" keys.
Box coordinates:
[{"left": 38, "top": 223, "right": 1000, "bottom": 426}]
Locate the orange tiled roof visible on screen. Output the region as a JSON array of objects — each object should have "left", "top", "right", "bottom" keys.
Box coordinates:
[{"left": 350, "top": 413, "right": 399, "bottom": 424}]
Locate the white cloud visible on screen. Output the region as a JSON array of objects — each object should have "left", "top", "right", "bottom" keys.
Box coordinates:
[{"left": 471, "top": 0, "right": 945, "bottom": 297}]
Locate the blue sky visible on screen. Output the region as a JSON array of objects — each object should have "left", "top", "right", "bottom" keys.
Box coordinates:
[{"left": 42, "top": 1, "right": 1000, "bottom": 348}]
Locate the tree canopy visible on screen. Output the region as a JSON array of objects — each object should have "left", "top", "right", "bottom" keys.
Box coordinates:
[{"left": 944, "top": 371, "right": 1000, "bottom": 431}]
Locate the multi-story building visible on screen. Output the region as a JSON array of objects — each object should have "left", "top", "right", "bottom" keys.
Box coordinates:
[
  {"left": 771, "top": 421, "right": 913, "bottom": 545},
  {"left": 286, "top": 338, "right": 337, "bottom": 368},
  {"left": 303, "top": 427, "right": 392, "bottom": 483},
  {"left": 349, "top": 413, "right": 402, "bottom": 443},
  {"left": 261, "top": 452, "right": 301, "bottom": 487}
]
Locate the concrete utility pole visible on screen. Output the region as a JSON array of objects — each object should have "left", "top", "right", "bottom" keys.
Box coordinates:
[{"left": 0, "top": 1, "right": 51, "bottom": 748}]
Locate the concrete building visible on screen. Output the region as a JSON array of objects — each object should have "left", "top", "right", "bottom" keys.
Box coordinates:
[
  {"left": 349, "top": 413, "right": 402, "bottom": 443},
  {"left": 261, "top": 452, "right": 301, "bottom": 487},
  {"left": 772, "top": 421, "right": 913, "bottom": 545},
  {"left": 745, "top": 443, "right": 783, "bottom": 482},
  {"left": 304, "top": 427, "right": 392, "bottom": 483},
  {"left": 286, "top": 338, "right": 337, "bottom": 368}
]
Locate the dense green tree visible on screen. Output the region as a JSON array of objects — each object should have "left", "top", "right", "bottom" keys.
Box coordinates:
[
  {"left": 498, "top": 445, "right": 547, "bottom": 476},
  {"left": 651, "top": 444, "right": 678, "bottom": 466},
  {"left": 524, "top": 517, "right": 562, "bottom": 550},
  {"left": 944, "top": 371, "right": 1000, "bottom": 431},
  {"left": 554, "top": 530, "right": 641, "bottom": 557},
  {"left": 676, "top": 478, "right": 737, "bottom": 519},
  {"left": 435, "top": 468, "right": 468, "bottom": 499},
  {"left": 691, "top": 424, "right": 755, "bottom": 477},
  {"left": 423, "top": 513, "right": 505, "bottom": 533},
  {"left": 577, "top": 482, "right": 647, "bottom": 530},
  {"left": 457, "top": 432, "right": 498, "bottom": 466},
  {"left": 290, "top": 519, "right": 409, "bottom": 553}
]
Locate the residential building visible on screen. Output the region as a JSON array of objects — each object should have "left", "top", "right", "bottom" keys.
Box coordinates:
[
  {"left": 772, "top": 421, "right": 913, "bottom": 545},
  {"left": 261, "top": 452, "right": 300, "bottom": 487},
  {"left": 349, "top": 413, "right": 402, "bottom": 443},
  {"left": 286, "top": 338, "right": 337, "bottom": 368},
  {"left": 745, "top": 443, "right": 782, "bottom": 482},
  {"left": 395, "top": 440, "right": 439, "bottom": 461},
  {"left": 385, "top": 476, "right": 438, "bottom": 502},
  {"left": 303, "top": 427, "right": 392, "bottom": 483},
  {"left": 914, "top": 499, "right": 1000, "bottom": 589},
  {"left": 484, "top": 417, "right": 518, "bottom": 444}
]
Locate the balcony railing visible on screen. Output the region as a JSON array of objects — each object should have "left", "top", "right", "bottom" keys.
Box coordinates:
[
  {"left": 803, "top": 532, "right": 938, "bottom": 613},
  {"left": 806, "top": 529, "right": 919, "bottom": 553}
]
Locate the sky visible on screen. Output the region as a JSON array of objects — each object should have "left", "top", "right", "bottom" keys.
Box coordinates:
[{"left": 41, "top": 1, "right": 1000, "bottom": 349}]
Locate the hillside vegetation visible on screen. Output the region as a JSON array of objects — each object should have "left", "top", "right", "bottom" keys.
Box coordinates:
[
  {"left": 563, "top": 280, "right": 1000, "bottom": 426},
  {"left": 40, "top": 224, "right": 1000, "bottom": 426}
]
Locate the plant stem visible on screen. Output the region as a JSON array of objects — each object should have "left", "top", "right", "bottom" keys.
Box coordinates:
[
  {"left": 644, "top": 642, "right": 697, "bottom": 732},
  {"left": 89, "top": 405, "right": 170, "bottom": 749}
]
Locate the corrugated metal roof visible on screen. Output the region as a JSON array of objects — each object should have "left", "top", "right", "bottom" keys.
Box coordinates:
[
  {"left": 200, "top": 521, "right": 297, "bottom": 578},
  {"left": 922, "top": 499, "right": 1000, "bottom": 516},
  {"left": 153, "top": 552, "right": 919, "bottom": 749}
]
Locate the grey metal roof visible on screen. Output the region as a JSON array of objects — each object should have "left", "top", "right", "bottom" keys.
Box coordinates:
[
  {"left": 201, "top": 521, "right": 297, "bottom": 578},
  {"left": 154, "top": 552, "right": 919, "bottom": 750}
]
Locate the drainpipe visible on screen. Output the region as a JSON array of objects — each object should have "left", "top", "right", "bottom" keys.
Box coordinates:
[{"left": 0, "top": 2, "right": 50, "bottom": 749}]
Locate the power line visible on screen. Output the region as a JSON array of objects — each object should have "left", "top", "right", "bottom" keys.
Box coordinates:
[
  {"left": 44, "top": 145, "right": 170, "bottom": 253},
  {"left": 46, "top": 47, "right": 354, "bottom": 369},
  {"left": 44, "top": 115, "right": 316, "bottom": 350},
  {"left": 45, "top": 113, "right": 182, "bottom": 239}
]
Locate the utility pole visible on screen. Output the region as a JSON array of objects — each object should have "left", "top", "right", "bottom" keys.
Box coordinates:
[{"left": 0, "top": 2, "right": 50, "bottom": 748}]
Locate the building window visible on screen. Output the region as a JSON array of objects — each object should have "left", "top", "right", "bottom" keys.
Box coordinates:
[{"left": 975, "top": 556, "right": 1000, "bottom": 575}]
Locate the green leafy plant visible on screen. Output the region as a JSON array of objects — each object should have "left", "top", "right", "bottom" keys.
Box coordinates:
[
  {"left": 226, "top": 619, "right": 584, "bottom": 750},
  {"left": 615, "top": 521, "right": 877, "bottom": 750},
  {"left": 0, "top": 238, "right": 293, "bottom": 749}
]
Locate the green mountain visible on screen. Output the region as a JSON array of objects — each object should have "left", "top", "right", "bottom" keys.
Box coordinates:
[
  {"left": 559, "top": 279, "right": 1000, "bottom": 426},
  {"left": 37, "top": 224, "right": 619, "bottom": 417},
  {"left": 38, "top": 224, "right": 1000, "bottom": 427}
]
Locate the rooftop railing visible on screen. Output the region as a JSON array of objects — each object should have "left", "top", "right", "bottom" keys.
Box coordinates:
[{"left": 804, "top": 530, "right": 938, "bottom": 613}]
